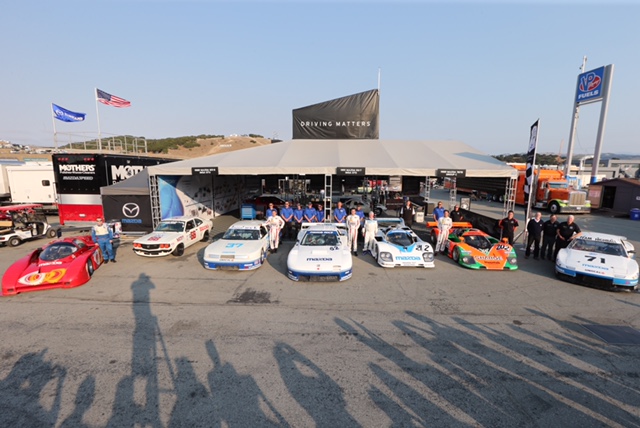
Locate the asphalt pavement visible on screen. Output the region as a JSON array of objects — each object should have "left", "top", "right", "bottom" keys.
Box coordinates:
[{"left": 1, "top": 200, "right": 639, "bottom": 427}]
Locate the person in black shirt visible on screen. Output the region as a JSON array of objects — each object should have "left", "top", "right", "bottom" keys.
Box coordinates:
[
  {"left": 499, "top": 210, "right": 519, "bottom": 245},
  {"left": 541, "top": 214, "right": 558, "bottom": 261},
  {"left": 554, "top": 215, "right": 581, "bottom": 261},
  {"left": 450, "top": 204, "right": 464, "bottom": 222},
  {"left": 399, "top": 200, "right": 415, "bottom": 228},
  {"left": 525, "top": 212, "right": 544, "bottom": 259}
]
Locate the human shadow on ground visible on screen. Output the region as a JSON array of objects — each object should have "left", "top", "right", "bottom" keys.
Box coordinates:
[
  {"left": 0, "top": 349, "right": 67, "bottom": 427},
  {"left": 273, "top": 342, "right": 360, "bottom": 428}
]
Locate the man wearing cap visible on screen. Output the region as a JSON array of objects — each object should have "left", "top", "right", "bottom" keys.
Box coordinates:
[
  {"left": 280, "top": 201, "right": 294, "bottom": 240},
  {"left": 316, "top": 204, "right": 325, "bottom": 223},
  {"left": 293, "top": 203, "right": 304, "bottom": 237},
  {"left": 303, "top": 202, "right": 317, "bottom": 223},
  {"left": 91, "top": 217, "right": 116, "bottom": 263}
]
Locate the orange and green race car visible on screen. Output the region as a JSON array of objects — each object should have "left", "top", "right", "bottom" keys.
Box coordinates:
[{"left": 429, "top": 222, "right": 518, "bottom": 270}]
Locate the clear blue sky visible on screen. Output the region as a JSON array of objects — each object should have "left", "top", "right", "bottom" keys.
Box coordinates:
[{"left": 2, "top": 1, "right": 639, "bottom": 155}]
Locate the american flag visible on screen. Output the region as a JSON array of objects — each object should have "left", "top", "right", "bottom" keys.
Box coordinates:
[{"left": 96, "top": 88, "right": 131, "bottom": 108}]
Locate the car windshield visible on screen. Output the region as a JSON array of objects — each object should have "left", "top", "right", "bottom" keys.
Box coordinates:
[
  {"left": 302, "top": 232, "right": 339, "bottom": 246},
  {"left": 571, "top": 238, "right": 626, "bottom": 256},
  {"left": 548, "top": 182, "right": 568, "bottom": 189},
  {"left": 463, "top": 234, "right": 492, "bottom": 250},
  {"left": 223, "top": 229, "right": 260, "bottom": 240},
  {"left": 40, "top": 243, "right": 78, "bottom": 261},
  {"left": 387, "top": 232, "right": 414, "bottom": 247},
  {"left": 155, "top": 222, "right": 184, "bottom": 233}
]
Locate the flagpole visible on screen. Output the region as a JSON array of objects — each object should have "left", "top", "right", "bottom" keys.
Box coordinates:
[
  {"left": 95, "top": 88, "right": 102, "bottom": 152},
  {"left": 51, "top": 104, "right": 58, "bottom": 150}
]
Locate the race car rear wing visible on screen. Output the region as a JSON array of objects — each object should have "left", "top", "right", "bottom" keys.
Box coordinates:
[{"left": 426, "top": 221, "right": 473, "bottom": 229}]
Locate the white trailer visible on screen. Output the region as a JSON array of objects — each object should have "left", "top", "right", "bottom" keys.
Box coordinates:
[
  {"left": 6, "top": 164, "right": 57, "bottom": 209},
  {"left": 0, "top": 161, "right": 24, "bottom": 201}
]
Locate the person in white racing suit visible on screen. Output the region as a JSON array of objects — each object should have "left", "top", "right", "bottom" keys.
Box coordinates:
[
  {"left": 264, "top": 209, "right": 285, "bottom": 253},
  {"left": 346, "top": 208, "right": 361, "bottom": 256},
  {"left": 362, "top": 211, "right": 379, "bottom": 255},
  {"left": 436, "top": 210, "right": 452, "bottom": 254}
]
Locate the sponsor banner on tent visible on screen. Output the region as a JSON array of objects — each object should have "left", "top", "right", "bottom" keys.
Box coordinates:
[
  {"left": 102, "top": 195, "right": 154, "bottom": 232},
  {"left": 292, "top": 89, "right": 379, "bottom": 139}
]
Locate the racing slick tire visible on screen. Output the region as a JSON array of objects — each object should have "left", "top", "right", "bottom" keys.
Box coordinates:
[
  {"left": 201, "top": 231, "right": 210, "bottom": 242},
  {"left": 549, "top": 201, "right": 561, "bottom": 214},
  {"left": 86, "top": 259, "right": 94, "bottom": 277},
  {"left": 430, "top": 230, "right": 437, "bottom": 246},
  {"left": 452, "top": 246, "right": 460, "bottom": 263},
  {"left": 172, "top": 244, "right": 184, "bottom": 257},
  {"left": 375, "top": 207, "right": 383, "bottom": 216},
  {"left": 9, "top": 237, "right": 21, "bottom": 247},
  {"left": 47, "top": 228, "right": 58, "bottom": 238}
]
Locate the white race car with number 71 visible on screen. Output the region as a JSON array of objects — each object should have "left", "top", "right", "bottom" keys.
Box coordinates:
[{"left": 555, "top": 231, "right": 638, "bottom": 291}]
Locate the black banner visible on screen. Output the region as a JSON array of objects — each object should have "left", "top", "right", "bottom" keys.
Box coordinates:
[
  {"left": 436, "top": 169, "right": 466, "bottom": 178},
  {"left": 292, "top": 89, "right": 379, "bottom": 139},
  {"left": 102, "top": 194, "right": 154, "bottom": 232},
  {"left": 192, "top": 167, "right": 219, "bottom": 175},
  {"left": 337, "top": 167, "right": 365, "bottom": 176}
]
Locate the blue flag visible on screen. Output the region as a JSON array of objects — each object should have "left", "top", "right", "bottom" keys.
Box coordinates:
[{"left": 52, "top": 103, "right": 86, "bottom": 122}]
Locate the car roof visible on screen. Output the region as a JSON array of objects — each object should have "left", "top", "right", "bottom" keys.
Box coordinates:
[
  {"left": 230, "top": 220, "right": 264, "bottom": 229},
  {"left": 161, "top": 216, "right": 200, "bottom": 222},
  {"left": 576, "top": 231, "right": 627, "bottom": 243},
  {"left": 304, "top": 224, "right": 340, "bottom": 233}
]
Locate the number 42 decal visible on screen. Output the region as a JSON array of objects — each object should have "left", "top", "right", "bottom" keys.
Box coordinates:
[{"left": 584, "top": 255, "right": 605, "bottom": 263}]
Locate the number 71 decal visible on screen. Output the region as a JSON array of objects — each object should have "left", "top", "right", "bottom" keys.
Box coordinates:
[{"left": 585, "top": 255, "right": 605, "bottom": 263}]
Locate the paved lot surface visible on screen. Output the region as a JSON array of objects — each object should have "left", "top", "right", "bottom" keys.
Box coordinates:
[{"left": 1, "top": 199, "right": 639, "bottom": 427}]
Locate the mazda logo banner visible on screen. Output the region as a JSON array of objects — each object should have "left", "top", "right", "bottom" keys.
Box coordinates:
[
  {"left": 103, "top": 195, "right": 154, "bottom": 232},
  {"left": 292, "top": 89, "right": 379, "bottom": 139}
]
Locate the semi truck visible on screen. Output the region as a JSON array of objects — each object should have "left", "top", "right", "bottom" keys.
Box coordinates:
[
  {"left": 513, "top": 164, "right": 591, "bottom": 214},
  {"left": 52, "top": 153, "right": 175, "bottom": 225}
]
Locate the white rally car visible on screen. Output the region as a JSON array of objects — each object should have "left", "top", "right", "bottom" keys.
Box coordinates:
[
  {"left": 132, "top": 216, "right": 211, "bottom": 257},
  {"left": 370, "top": 218, "right": 435, "bottom": 268},
  {"left": 555, "top": 231, "right": 638, "bottom": 291},
  {"left": 203, "top": 220, "right": 270, "bottom": 270},
  {"left": 287, "top": 223, "right": 352, "bottom": 282}
]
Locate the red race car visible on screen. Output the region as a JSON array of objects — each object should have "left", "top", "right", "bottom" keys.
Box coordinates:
[{"left": 2, "top": 235, "right": 104, "bottom": 296}]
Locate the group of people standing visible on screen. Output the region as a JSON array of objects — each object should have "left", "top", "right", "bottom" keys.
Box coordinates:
[
  {"left": 499, "top": 210, "right": 581, "bottom": 261},
  {"left": 262, "top": 200, "right": 369, "bottom": 256}
]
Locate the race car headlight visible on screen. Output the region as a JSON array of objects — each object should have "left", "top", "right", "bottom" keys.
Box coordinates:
[
  {"left": 422, "top": 252, "right": 434, "bottom": 262},
  {"left": 235, "top": 255, "right": 249, "bottom": 260},
  {"left": 207, "top": 254, "right": 220, "bottom": 260},
  {"left": 508, "top": 257, "right": 517, "bottom": 265},
  {"left": 133, "top": 243, "right": 142, "bottom": 248},
  {"left": 379, "top": 252, "right": 393, "bottom": 262},
  {"left": 160, "top": 244, "right": 171, "bottom": 249},
  {"left": 462, "top": 256, "right": 475, "bottom": 264}
]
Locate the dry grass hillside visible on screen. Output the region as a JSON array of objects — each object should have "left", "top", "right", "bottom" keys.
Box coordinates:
[
  {"left": 165, "top": 136, "right": 273, "bottom": 159},
  {"left": 0, "top": 136, "right": 274, "bottom": 162}
]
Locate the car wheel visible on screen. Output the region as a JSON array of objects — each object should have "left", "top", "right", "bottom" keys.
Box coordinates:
[
  {"left": 86, "top": 259, "right": 94, "bottom": 277},
  {"left": 375, "top": 208, "right": 383, "bottom": 216},
  {"left": 172, "top": 244, "right": 184, "bottom": 256},
  {"left": 201, "top": 231, "right": 210, "bottom": 242},
  {"left": 9, "top": 237, "right": 21, "bottom": 247},
  {"left": 452, "top": 247, "right": 460, "bottom": 262},
  {"left": 47, "top": 228, "right": 58, "bottom": 238},
  {"left": 430, "top": 230, "right": 437, "bottom": 246},
  {"left": 549, "top": 201, "right": 561, "bottom": 214}
]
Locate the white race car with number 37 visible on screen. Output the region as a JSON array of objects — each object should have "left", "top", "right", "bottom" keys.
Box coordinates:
[
  {"left": 203, "top": 220, "right": 270, "bottom": 270},
  {"left": 555, "top": 231, "right": 638, "bottom": 291},
  {"left": 133, "top": 216, "right": 211, "bottom": 257}
]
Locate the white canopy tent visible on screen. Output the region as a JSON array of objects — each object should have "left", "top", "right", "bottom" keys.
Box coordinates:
[
  {"left": 146, "top": 139, "right": 517, "bottom": 178},
  {"left": 145, "top": 139, "right": 517, "bottom": 226}
]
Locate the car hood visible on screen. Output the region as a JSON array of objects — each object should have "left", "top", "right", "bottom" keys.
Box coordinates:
[
  {"left": 135, "top": 232, "right": 181, "bottom": 245},
  {"left": 205, "top": 239, "right": 265, "bottom": 255},
  {"left": 559, "top": 249, "right": 638, "bottom": 277}
]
